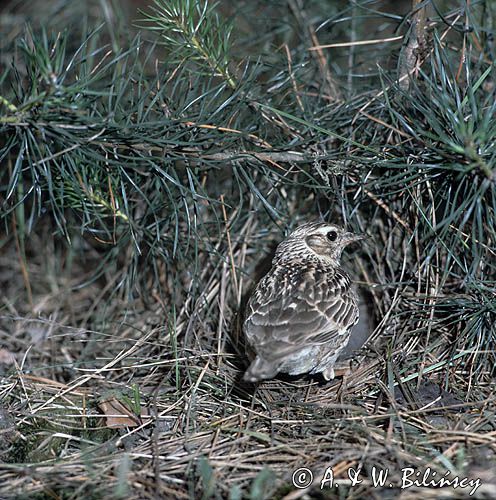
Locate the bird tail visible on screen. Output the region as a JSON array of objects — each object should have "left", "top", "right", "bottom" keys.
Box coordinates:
[{"left": 243, "top": 356, "right": 279, "bottom": 383}]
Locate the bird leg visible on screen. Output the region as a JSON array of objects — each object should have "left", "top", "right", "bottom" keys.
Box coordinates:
[{"left": 322, "top": 366, "right": 335, "bottom": 381}]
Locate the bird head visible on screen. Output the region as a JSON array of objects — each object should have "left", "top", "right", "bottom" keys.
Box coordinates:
[{"left": 274, "top": 222, "right": 365, "bottom": 265}]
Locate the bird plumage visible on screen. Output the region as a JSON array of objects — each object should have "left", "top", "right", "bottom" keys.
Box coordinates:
[{"left": 243, "top": 221, "right": 363, "bottom": 383}]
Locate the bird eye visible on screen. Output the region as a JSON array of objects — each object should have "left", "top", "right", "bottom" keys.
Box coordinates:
[{"left": 326, "top": 230, "right": 338, "bottom": 242}]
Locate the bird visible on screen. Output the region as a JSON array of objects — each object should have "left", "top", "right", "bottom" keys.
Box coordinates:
[{"left": 242, "top": 221, "right": 365, "bottom": 383}]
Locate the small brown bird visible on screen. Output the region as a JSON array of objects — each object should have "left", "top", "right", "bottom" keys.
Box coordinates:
[{"left": 243, "top": 221, "right": 365, "bottom": 383}]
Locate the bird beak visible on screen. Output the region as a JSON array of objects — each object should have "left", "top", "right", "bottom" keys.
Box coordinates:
[{"left": 341, "top": 232, "right": 367, "bottom": 245}]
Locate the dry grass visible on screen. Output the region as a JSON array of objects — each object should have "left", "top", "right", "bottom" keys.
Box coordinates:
[{"left": 1, "top": 212, "right": 495, "bottom": 499}]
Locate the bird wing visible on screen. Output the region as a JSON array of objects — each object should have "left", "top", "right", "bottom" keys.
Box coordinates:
[{"left": 244, "top": 262, "right": 358, "bottom": 362}]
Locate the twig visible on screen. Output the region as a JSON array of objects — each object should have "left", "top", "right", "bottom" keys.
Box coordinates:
[{"left": 310, "top": 35, "right": 404, "bottom": 50}]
